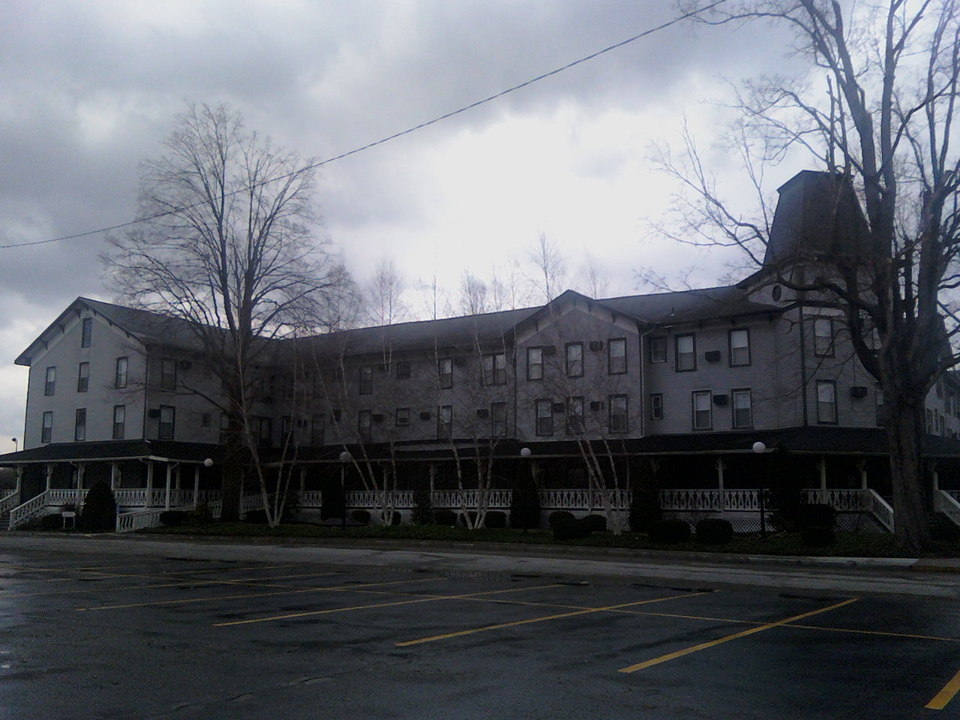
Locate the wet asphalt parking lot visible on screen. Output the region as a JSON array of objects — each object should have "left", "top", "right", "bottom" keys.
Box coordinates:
[{"left": 1, "top": 539, "right": 960, "bottom": 719}]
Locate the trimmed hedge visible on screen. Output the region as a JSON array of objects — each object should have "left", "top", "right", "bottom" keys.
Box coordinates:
[
  {"left": 648, "top": 518, "right": 691, "bottom": 544},
  {"left": 581, "top": 514, "right": 607, "bottom": 532},
  {"left": 695, "top": 518, "right": 734, "bottom": 545},
  {"left": 351, "top": 509, "right": 371, "bottom": 525}
]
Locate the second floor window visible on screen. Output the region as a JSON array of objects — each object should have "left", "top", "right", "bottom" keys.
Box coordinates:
[
  {"left": 676, "top": 334, "right": 696, "bottom": 372},
  {"left": 649, "top": 336, "right": 667, "bottom": 364},
  {"left": 491, "top": 402, "right": 507, "bottom": 437},
  {"left": 74, "top": 408, "right": 86, "bottom": 442},
  {"left": 650, "top": 393, "right": 664, "bottom": 421},
  {"left": 438, "top": 405, "right": 453, "bottom": 439},
  {"left": 44, "top": 366, "right": 56, "bottom": 396},
  {"left": 77, "top": 362, "right": 89, "bottom": 393},
  {"left": 358, "top": 410, "right": 373, "bottom": 442},
  {"left": 692, "top": 390, "right": 712, "bottom": 430},
  {"left": 482, "top": 353, "right": 507, "bottom": 385},
  {"left": 438, "top": 358, "right": 453, "bottom": 389},
  {"left": 359, "top": 366, "right": 373, "bottom": 395},
  {"left": 81, "top": 317, "right": 92, "bottom": 348},
  {"left": 817, "top": 380, "right": 837, "bottom": 424},
  {"left": 395, "top": 407, "right": 411, "bottom": 427},
  {"left": 41, "top": 411, "right": 53, "bottom": 443},
  {"left": 115, "top": 357, "right": 128, "bottom": 389},
  {"left": 311, "top": 414, "right": 325, "bottom": 445},
  {"left": 566, "top": 342, "right": 584, "bottom": 378},
  {"left": 566, "top": 396, "right": 584, "bottom": 435},
  {"left": 608, "top": 338, "right": 627, "bottom": 374},
  {"left": 159, "top": 405, "right": 175, "bottom": 440},
  {"left": 161, "top": 359, "right": 177, "bottom": 391},
  {"left": 609, "top": 394, "right": 628, "bottom": 433},
  {"left": 527, "top": 348, "right": 543, "bottom": 381},
  {"left": 729, "top": 329, "right": 750, "bottom": 366},
  {"left": 112, "top": 405, "right": 126, "bottom": 440},
  {"left": 535, "top": 399, "right": 553, "bottom": 436},
  {"left": 732, "top": 389, "right": 753, "bottom": 428},
  {"left": 814, "top": 318, "right": 835, "bottom": 357}
]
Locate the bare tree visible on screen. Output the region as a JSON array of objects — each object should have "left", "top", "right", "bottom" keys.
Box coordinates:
[
  {"left": 103, "top": 103, "right": 348, "bottom": 520},
  {"left": 526, "top": 232, "right": 568, "bottom": 303},
  {"left": 458, "top": 270, "right": 489, "bottom": 315},
  {"left": 365, "top": 258, "right": 409, "bottom": 328},
  {"left": 670, "top": 0, "right": 960, "bottom": 552}
]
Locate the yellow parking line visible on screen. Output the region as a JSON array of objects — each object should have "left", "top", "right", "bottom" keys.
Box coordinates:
[
  {"left": 215, "top": 583, "right": 563, "bottom": 628},
  {"left": 396, "top": 591, "right": 711, "bottom": 647},
  {"left": 927, "top": 667, "right": 960, "bottom": 710},
  {"left": 618, "top": 598, "right": 857, "bottom": 673},
  {"left": 78, "top": 577, "right": 440, "bottom": 611}
]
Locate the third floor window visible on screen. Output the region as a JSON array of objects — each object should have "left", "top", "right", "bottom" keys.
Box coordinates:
[
  {"left": 481, "top": 353, "right": 507, "bottom": 385},
  {"left": 676, "top": 334, "right": 696, "bottom": 372},
  {"left": 608, "top": 338, "right": 627, "bottom": 374},
  {"left": 438, "top": 358, "right": 453, "bottom": 389},
  {"left": 115, "top": 357, "right": 128, "bottom": 389},
  {"left": 161, "top": 359, "right": 177, "bottom": 391},
  {"left": 77, "top": 362, "right": 89, "bottom": 393},
  {"left": 729, "top": 329, "right": 751, "bottom": 366},
  {"left": 566, "top": 342, "right": 584, "bottom": 378},
  {"left": 44, "top": 366, "right": 56, "bottom": 396}
]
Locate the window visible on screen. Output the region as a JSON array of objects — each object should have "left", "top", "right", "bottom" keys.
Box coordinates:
[
  {"left": 161, "top": 358, "right": 177, "bottom": 391},
  {"left": 527, "top": 348, "right": 543, "bottom": 381},
  {"left": 729, "top": 329, "right": 750, "bottom": 367},
  {"left": 692, "top": 390, "right": 712, "bottom": 430},
  {"left": 395, "top": 407, "right": 411, "bottom": 427},
  {"left": 74, "top": 408, "right": 87, "bottom": 441},
  {"left": 358, "top": 410, "right": 373, "bottom": 442},
  {"left": 115, "top": 357, "right": 128, "bottom": 389},
  {"left": 814, "top": 318, "right": 835, "bottom": 357},
  {"left": 566, "top": 342, "right": 584, "bottom": 378},
  {"left": 482, "top": 353, "right": 507, "bottom": 385},
  {"left": 816, "top": 380, "right": 837, "bottom": 424},
  {"left": 732, "top": 389, "right": 753, "bottom": 429},
  {"left": 438, "top": 358, "right": 453, "bottom": 389},
  {"left": 112, "top": 405, "right": 125, "bottom": 440},
  {"left": 44, "top": 366, "right": 56, "bottom": 396},
  {"left": 159, "top": 405, "right": 176, "bottom": 440},
  {"left": 491, "top": 402, "right": 507, "bottom": 437},
  {"left": 535, "top": 399, "right": 554, "bottom": 436},
  {"left": 311, "top": 414, "right": 325, "bottom": 445},
  {"left": 77, "top": 362, "right": 89, "bottom": 393},
  {"left": 609, "top": 395, "right": 628, "bottom": 433},
  {"left": 359, "top": 366, "right": 373, "bottom": 395},
  {"left": 675, "top": 334, "right": 696, "bottom": 372},
  {"left": 438, "top": 405, "right": 453, "bottom": 439},
  {"left": 876, "top": 387, "right": 886, "bottom": 426},
  {"left": 608, "top": 338, "right": 627, "bottom": 375},
  {"left": 650, "top": 393, "right": 664, "bottom": 421},
  {"left": 41, "top": 412, "right": 52, "bottom": 443},
  {"left": 396, "top": 360, "right": 411, "bottom": 380},
  {"left": 566, "top": 396, "right": 584, "bottom": 435},
  {"left": 81, "top": 317, "right": 92, "bottom": 348},
  {"left": 649, "top": 337, "right": 667, "bottom": 364},
  {"left": 252, "top": 415, "right": 271, "bottom": 447}
]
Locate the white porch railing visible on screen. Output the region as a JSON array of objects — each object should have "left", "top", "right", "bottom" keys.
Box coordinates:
[
  {"left": 432, "top": 489, "right": 513, "bottom": 509},
  {"left": 8, "top": 491, "right": 55, "bottom": 530},
  {"left": 297, "top": 491, "right": 323, "bottom": 508},
  {"left": 346, "top": 490, "right": 415, "bottom": 509},
  {"left": 116, "top": 510, "right": 166, "bottom": 533},
  {"left": 0, "top": 490, "right": 20, "bottom": 517},
  {"left": 658, "top": 489, "right": 762, "bottom": 512},
  {"left": 804, "top": 488, "right": 867, "bottom": 513},
  {"left": 539, "top": 489, "right": 632, "bottom": 511},
  {"left": 934, "top": 490, "right": 960, "bottom": 530}
]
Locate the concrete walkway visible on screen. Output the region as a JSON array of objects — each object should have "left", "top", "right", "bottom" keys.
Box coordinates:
[{"left": 2, "top": 532, "right": 959, "bottom": 599}]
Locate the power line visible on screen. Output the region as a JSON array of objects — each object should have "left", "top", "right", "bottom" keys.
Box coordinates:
[{"left": 0, "top": 1, "right": 726, "bottom": 251}]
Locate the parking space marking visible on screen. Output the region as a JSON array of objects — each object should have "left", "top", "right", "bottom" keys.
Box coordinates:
[
  {"left": 77, "top": 576, "right": 441, "bottom": 611},
  {"left": 396, "top": 591, "right": 711, "bottom": 647},
  {"left": 618, "top": 598, "right": 857, "bottom": 673},
  {"left": 213, "top": 583, "right": 563, "bottom": 628},
  {"left": 927, "top": 666, "right": 960, "bottom": 710}
]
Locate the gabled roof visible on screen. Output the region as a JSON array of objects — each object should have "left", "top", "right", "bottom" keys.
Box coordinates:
[{"left": 599, "top": 284, "right": 775, "bottom": 327}]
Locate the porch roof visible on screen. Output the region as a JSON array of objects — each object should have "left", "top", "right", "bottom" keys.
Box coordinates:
[{"left": 0, "top": 440, "right": 222, "bottom": 465}]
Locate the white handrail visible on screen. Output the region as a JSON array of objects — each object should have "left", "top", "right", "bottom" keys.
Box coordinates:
[
  {"left": 864, "top": 489, "right": 894, "bottom": 533},
  {"left": 934, "top": 489, "right": 960, "bottom": 530},
  {"left": 116, "top": 510, "right": 165, "bottom": 533},
  {"left": 8, "top": 491, "right": 53, "bottom": 530}
]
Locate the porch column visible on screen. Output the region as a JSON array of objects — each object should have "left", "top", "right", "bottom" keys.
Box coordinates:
[
  {"left": 44, "top": 464, "right": 53, "bottom": 491},
  {"left": 932, "top": 462, "right": 940, "bottom": 492},
  {"left": 299, "top": 468, "right": 306, "bottom": 493},
  {"left": 858, "top": 459, "right": 868, "bottom": 490},
  {"left": 15, "top": 466, "right": 22, "bottom": 494},
  {"left": 715, "top": 458, "right": 726, "bottom": 491},
  {"left": 818, "top": 456, "right": 828, "bottom": 490},
  {"left": 146, "top": 461, "right": 154, "bottom": 506},
  {"left": 175, "top": 465, "right": 182, "bottom": 490},
  {"left": 110, "top": 462, "right": 120, "bottom": 490},
  {"left": 164, "top": 464, "right": 173, "bottom": 510},
  {"left": 193, "top": 465, "right": 201, "bottom": 509},
  {"left": 429, "top": 462, "right": 436, "bottom": 497}
]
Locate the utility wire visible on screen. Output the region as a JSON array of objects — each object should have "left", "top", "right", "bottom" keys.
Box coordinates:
[{"left": 1, "top": 1, "right": 726, "bottom": 251}]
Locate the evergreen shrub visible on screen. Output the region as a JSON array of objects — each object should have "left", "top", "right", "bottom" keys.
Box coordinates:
[
  {"left": 582, "top": 514, "right": 607, "bottom": 532},
  {"left": 551, "top": 515, "right": 591, "bottom": 541},
  {"left": 351, "top": 509, "right": 371, "bottom": 525},
  {"left": 695, "top": 518, "right": 734, "bottom": 544},
  {"left": 628, "top": 486, "right": 661, "bottom": 532},
  {"left": 79, "top": 480, "right": 117, "bottom": 532}
]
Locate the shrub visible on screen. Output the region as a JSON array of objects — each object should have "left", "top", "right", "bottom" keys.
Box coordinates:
[
  {"left": 797, "top": 503, "right": 836, "bottom": 530},
  {"left": 648, "top": 518, "right": 692, "bottom": 544},
  {"left": 484, "top": 511, "right": 507, "bottom": 529},
  {"left": 509, "top": 479, "right": 541, "bottom": 530},
  {"left": 433, "top": 509, "right": 457, "bottom": 526},
  {"left": 243, "top": 509, "right": 268, "bottom": 524},
  {"left": 40, "top": 513, "right": 64, "bottom": 530},
  {"left": 411, "top": 489, "right": 433, "bottom": 525},
  {"left": 801, "top": 525, "right": 836, "bottom": 547},
  {"left": 695, "top": 518, "right": 734, "bottom": 545},
  {"left": 79, "top": 480, "right": 117, "bottom": 532},
  {"left": 159, "top": 510, "right": 189, "bottom": 527},
  {"left": 928, "top": 513, "right": 960, "bottom": 543},
  {"left": 351, "top": 509, "right": 371, "bottom": 525},
  {"left": 388, "top": 511, "right": 402, "bottom": 526},
  {"left": 548, "top": 511, "right": 575, "bottom": 529},
  {"left": 551, "top": 515, "right": 591, "bottom": 541},
  {"left": 582, "top": 514, "right": 607, "bottom": 532},
  {"left": 629, "top": 486, "right": 661, "bottom": 532}
]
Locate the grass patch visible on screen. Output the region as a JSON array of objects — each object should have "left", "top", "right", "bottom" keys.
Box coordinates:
[{"left": 138, "top": 521, "right": 958, "bottom": 558}]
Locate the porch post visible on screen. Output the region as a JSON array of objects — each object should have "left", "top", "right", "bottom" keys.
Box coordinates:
[
  {"left": 299, "top": 468, "right": 306, "bottom": 493},
  {"left": 15, "top": 466, "right": 22, "bottom": 494},
  {"left": 146, "top": 461, "right": 154, "bottom": 506},
  {"left": 818, "top": 456, "right": 828, "bottom": 490},
  {"left": 858, "top": 459, "right": 868, "bottom": 490},
  {"left": 110, "top": 462, "right": 120, "bottom": 490},
  {"left": 715, "top": 457, "right": 725, "bottom": 491},
  {"left": 44, "top": 464, "right": 53, "bottom": 492},
  {"left": 175, "top": 465, "right": 182, "bottom": 490},
  {"left": 164, "top": 464, "right": 173, "bottom": 510},
  {"left": 429, "top": 462, "right": 436, "bottom": 497},
  {"left": 932, "top": 462, "right": 940, "bottom": 493},
  {"left": 193, "top": 465, "right": 201, "bottom": 509}
]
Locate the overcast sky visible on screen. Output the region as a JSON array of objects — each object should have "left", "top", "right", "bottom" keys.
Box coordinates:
[{"left": 0, "top": 0, "right": 806, "bottom": 452}]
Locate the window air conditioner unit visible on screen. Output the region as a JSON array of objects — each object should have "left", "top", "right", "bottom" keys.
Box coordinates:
[
  {"left": 552, "top": 402, "right": 565, "bottom": 413},
  {"left": 850, "top": 386, "right": 868, "bottom": 399},
  {"left": 704, "top": 350, "right": 722, "bottom": 363},
  {"left": 712, "top": 394, "right": 729, "bottom": 406},
  {"left": 372, "top": 413, "right": 385, "bottom": 423},
  {"left": 590, "top": 400, "right": 603, "bottom": 412},
  {"left": 589, "top": 340, "right": 603, "bottom": 352},
  {"left": 476, "top": 408, "right": 489, "bottom": 418},
  {"left": 420, "top": 411, "right": 432, "bottom": 421}
]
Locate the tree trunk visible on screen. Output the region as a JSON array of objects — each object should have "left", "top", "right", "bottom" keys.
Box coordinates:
[
  {"left": 886, "top": 399, "right": 932, "bottom": 554},
  {"left": 220, "top": 428, "right": 245, "bottom": 521}
]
